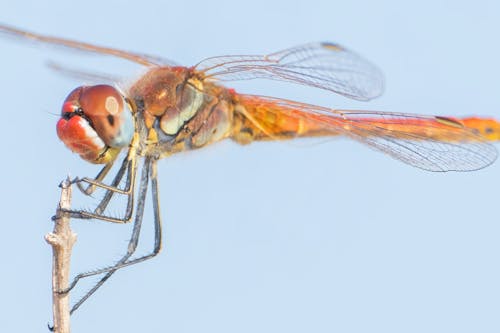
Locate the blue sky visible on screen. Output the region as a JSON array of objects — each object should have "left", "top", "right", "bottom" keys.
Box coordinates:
[{"left": 1, "top": 1, "right": 500, "bottom": 332}]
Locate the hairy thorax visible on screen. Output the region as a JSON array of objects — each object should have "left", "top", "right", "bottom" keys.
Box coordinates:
[{"left": 128, "top": 66, "right": 235, "bottom": 158}]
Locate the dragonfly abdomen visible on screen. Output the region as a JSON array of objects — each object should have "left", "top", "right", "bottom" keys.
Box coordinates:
[{"left": 230, "top": 95, "right": 340, "bottom": 144}]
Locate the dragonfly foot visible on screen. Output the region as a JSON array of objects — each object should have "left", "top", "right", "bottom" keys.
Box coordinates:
[
  {"left": 69, "top": 176, "right": 100, "bottom": 196},
  {"left": 68, "top": 177, "right": 82, "bottom": 185},
  {"left": 57, "top": 208, "right": 93, "bottom": 220},
  {"left": 56, "top": 286, "right": 72, "bottom": 295}
]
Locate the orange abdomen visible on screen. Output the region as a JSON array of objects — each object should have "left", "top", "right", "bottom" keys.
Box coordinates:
[
  {"left": 231, "top": 95, "right": 339, "bottom": 144},
  {"left": 230, "top": 94, "right": 500, "bottom": 144}
]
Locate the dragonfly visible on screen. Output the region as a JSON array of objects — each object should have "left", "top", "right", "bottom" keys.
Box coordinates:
[{"left": 1, "top": 24, "right": 499, "bottom": 315}]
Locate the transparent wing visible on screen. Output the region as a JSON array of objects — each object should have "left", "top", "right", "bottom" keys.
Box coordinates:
[
  {"left": 46, "top": 61, "right": 124, "bottom": 85},
  {"left": 195, "top": 42, "right": 384, "bottom": 101},
  {"left": 238, "top": 95, "right": 497, "bottom": 171},
  {"left": 0, "top": 23, "right": 176, "bottom": 67}
]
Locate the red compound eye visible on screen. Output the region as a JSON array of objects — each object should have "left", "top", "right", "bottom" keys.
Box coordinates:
[{"left": 56, "top": 85, "right": 133, "bottom": 164}]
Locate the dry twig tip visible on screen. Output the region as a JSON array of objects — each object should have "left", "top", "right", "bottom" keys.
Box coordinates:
[{"left": 45, "top": 177, "right": 77, "bottom": 333}]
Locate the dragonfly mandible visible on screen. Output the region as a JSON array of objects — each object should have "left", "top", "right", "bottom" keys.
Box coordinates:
[{"left": 1, "top": 24, "right": 499, "bottom": 315}]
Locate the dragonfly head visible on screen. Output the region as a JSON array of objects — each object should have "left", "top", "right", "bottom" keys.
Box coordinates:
[{"left": 56, "top": 85, "right": 135, "bottom": 164}]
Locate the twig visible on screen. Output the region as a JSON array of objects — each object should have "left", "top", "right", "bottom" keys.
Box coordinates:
[{"left": 45, "top": 178, "right": 77, "bottom": 333}]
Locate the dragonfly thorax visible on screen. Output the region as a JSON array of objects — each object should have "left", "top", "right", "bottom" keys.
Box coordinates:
[
  {"left": 128, "top": 67, "right": 234, "bottom": 158},
  {"left": 56, "top": 85, "right": 135, "bottom": 164}
]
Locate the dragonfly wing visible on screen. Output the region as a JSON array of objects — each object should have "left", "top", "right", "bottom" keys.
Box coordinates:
[
  {"left": 195, "top": 42, "right": 384, "bottom": 101},
  {"left": 349, "top": 128, "right": 496, "bottom": 172},
  {"left": 0, "top": 23, "right": 177, "bottom": 67},
  {"left": 46, "top": 61, "right": 125, "bottom": 85},
  {"left": 238, "top": 95, "right": 498, "bottom": 171}
]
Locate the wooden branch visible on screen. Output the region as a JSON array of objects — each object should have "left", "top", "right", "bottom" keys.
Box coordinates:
[{"left": 45, "top": 178, "right": 77, "bottom": 333}]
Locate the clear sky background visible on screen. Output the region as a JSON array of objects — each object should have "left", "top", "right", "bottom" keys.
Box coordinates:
[{"left": 1, "top": 1, "right": 500, "bottom": 332}]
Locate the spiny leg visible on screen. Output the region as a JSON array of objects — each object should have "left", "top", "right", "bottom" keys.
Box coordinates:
[
  {"left": 76, "top": 157, "right": 135, "bottom": 195},
  {"left": 70, "top": 156, "right": 129, "bottom": 222},
  {"left": 84, "top": 159, "right": 162, "bottom": 269},
  {"left": 93, "top": 157, "right": 130, "bottom": 215},
  {"left": 75, "top": 162, "right": 114, "bottom": 196},
  {"left": 58, "top": 155, "right": 137, "bottom": 296},
  {"left": 68, "top": 157, "right": 163, "bottom": 314},
  {"left": 89, "top": 159, "right": 163, "bottom": 268},
  {"left": 73, "top": 159, "right": 162, "bottom": 278},
  {"left": 64, "top": 154, "right": 137, "bottom": 224},
  {"left": 69, "top": 134, "right": 141, "bottom": 222},
  {"left": 92, "top": 154, "right": 139, "bottom": 217},
  {"left": 76, "top": 138, "right": 139, "bottom": 195}
]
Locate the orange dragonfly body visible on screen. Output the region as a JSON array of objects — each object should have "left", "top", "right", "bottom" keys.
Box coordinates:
[
  {"left": 59, "top": 64, "right": 500, "bottom": 172},
  {"left": 1, "top": 24, "right": 498, "bottom": 315}
]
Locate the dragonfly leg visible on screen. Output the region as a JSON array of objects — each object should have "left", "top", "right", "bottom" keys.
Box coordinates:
[
  {"left": 58, "top": 156, "right": 149, "bottom": 294},
  {"left": 73, "top": 134, "right": 139, "bottom": 198},
  {"left": 74, "top": 147, "right": 138, "bottom": 197},
  {"left": 64, "top": 156, "right": 129, "bottom": 223},
  {"left": 67, "top": 158, "right": 163, "bottom": 315},
  {"left": 92, "top": 156, "right": 131, "bottom": 215},
  {"left": 63, "top": 135, "right": 142, "bottom": 222},
  {"left": 61, "top": 154, "right": 137, "bottom": 224},
  {"left": 73, "top": 162, "right": 114, "bottom": 196}
]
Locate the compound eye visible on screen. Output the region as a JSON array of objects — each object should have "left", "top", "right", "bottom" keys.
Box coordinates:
[
  {"left": 56, "top": 85, "right": 134, "bottom": 164},
  {"left": 78, "top": 85, "right": 133, "bottom": 147}
]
